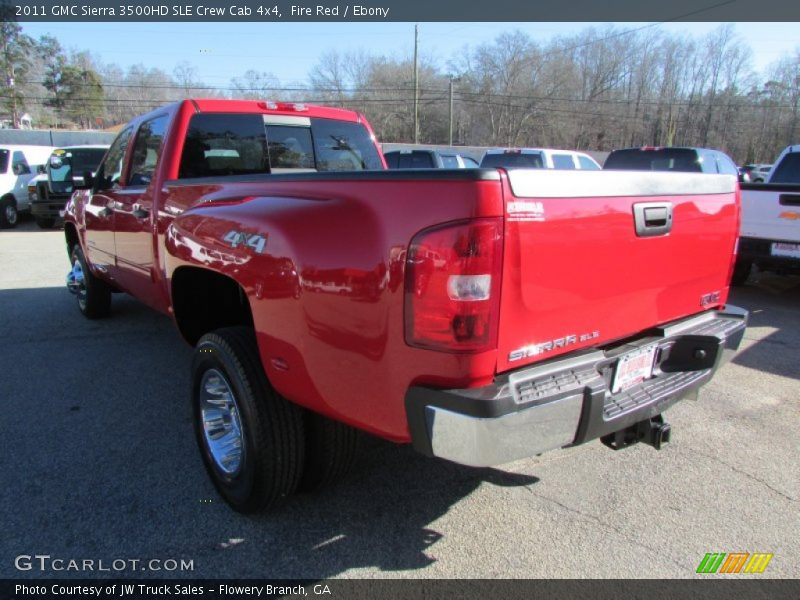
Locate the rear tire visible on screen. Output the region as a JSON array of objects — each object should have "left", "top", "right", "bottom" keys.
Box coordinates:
[
  {"left": 191, "top": 327, "right": 305, "bottom": 513},
  {"left": 0, "top": 196, "right": 18, "bottom": 228},
  {"left": 70, "top": 245, "right": 111, "bottom": 318},
  {"left": 298, "top": 411, "right": 361, "bottom": 493},
  {"left": 36, "top": 217, "right": 55, "bottom": 229},
  {"left": 731, "top": 259, "right": 752, "bottom": 286}
]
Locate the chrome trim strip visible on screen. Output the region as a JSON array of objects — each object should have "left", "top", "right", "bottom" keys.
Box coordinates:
[{"left": 507, "top": 169, "right": 736, "bottom": 198}]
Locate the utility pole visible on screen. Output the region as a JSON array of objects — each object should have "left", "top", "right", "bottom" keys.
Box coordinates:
[
  {"left": 413, "top": 24, "right": 419, "bottom": 144},
  {"left": 448, "top": 76, "right": 454, "bottom": 146}
]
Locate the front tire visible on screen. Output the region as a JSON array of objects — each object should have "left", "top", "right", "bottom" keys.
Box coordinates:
[
  {"left": 0, "top": 196, "right": 18, "bottom": 228},
  {"left": 70, "top": 245, "right": 111, "bottom": 318},
  {"left": 191, "top": 327, "right": 305, "bottom": 513}
]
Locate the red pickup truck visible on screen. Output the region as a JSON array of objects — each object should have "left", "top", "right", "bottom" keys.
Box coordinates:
[{"left": 64, "top": 99, "right": 747, "bottom": 513}]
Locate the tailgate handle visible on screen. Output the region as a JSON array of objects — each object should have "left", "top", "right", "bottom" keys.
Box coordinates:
[
  {"left": 633, "top": 202, "right": 673, "bottom": 237},
  {"left": 779, "top": 194, "right": 800, "bottom": 206}
]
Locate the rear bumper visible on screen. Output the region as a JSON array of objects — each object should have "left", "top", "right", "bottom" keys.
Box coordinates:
[
  {"left": 406, "top": 305, "right": 748, "bottom": 467},
  {"left": 738, "top": 236, "right": 800, "bottom": 271}
]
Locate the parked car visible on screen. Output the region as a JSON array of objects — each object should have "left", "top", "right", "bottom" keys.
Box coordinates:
[
  {"left": 741, "top": 163, "right": 773, "bottom": 183},
  {"left": 736, "top": 145, "right": 800, "bottom": 283},
  {"left": 383, "top": 149, "right": 477, "bottom": 169},
  {"left": 603, "top": 146, "right": 741, "bottom": 179},
  {"left": 63, "top": 99, "right": 746, "bottom": 513},
  {"left": 480, "top": 148, "right": 601, "bottom": 170},
  {"left": 28, "top": 145, "right": 110, "bottom": 229},
  {"left": 0, "top": 144, "right": 54, "bottom": 228}
]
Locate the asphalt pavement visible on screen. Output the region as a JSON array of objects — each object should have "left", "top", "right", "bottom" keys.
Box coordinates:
[{"left": 1, "top": 218, "right": 798, "bottom": 579}]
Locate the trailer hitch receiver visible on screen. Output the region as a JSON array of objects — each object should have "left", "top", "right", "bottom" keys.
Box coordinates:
[{"left": 601, "top": 415, "right": 671, "bottom": 451}]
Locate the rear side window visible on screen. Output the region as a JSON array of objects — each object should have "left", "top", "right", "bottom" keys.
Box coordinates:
[
  {"left": 0, "top": 150, "right": 8, "bottom": 174},
  {"left": 179, "top": 114, "right": 382, "bottom": 178},
  {"left": 604, "top": 149, "right": 701, "bottom": 172},
  {"left": 770, "top": 153, "right": 800, "bottom": 183},
  {"left": 578, "top": 155, "right": 600, "bottom": 170},
  {"left": 480, "top": 153, "right": 544, "bottom": 169},
  {"left": 180, "top": 114, "right": 267, "bottom": 178},
  {"left": 552, "top": 154, "right": 576, "bottom": 169}
]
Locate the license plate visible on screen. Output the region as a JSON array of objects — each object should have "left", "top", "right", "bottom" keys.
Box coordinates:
[
  {"left": 771, "top": 242, "right": 800, "bottom": 259},
  {"left": 612, "top": 345, "right": 658, "bottom": 393}
]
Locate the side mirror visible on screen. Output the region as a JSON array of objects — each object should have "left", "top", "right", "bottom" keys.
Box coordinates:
[{"left": 73, "top": 170, "right": 95, "bottom": 190}]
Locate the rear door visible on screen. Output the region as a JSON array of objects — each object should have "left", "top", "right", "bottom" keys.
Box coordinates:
[{"left": 496, "top": 169, "right": 739, "bottom": 373}]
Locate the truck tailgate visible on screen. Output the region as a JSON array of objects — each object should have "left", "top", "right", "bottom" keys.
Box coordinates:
[{"left": 497, "top": 169, "right": 739, "bottom": 373}]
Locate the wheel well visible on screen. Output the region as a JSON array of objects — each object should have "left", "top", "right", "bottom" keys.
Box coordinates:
[
  {"left": 1, "top": 193, "right": 16, "bottom": 206},
  {"left": 64, "top": 223, "right": 79, "bottom": 259},
  {"left": 171, "top": 267, "right": 254, "bottom": 346}
]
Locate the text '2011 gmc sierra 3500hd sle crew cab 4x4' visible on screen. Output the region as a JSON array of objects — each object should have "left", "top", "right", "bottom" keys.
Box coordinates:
[{"left": 63, "top": 99, "right": 747, "bottom": 513}]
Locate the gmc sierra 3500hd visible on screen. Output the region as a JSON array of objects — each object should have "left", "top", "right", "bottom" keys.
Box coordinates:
[{"left": 63, "top": 99, "right": 747, "bottom": 513}]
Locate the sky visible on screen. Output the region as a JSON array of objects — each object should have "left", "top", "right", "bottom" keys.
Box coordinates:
[{"left": 17, "top": 21, "right": 800, "bottom": 88}]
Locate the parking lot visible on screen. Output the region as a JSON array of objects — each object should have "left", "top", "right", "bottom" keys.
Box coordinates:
[{"left": 1, "top": 218, "right": 798, "bottom": 579}]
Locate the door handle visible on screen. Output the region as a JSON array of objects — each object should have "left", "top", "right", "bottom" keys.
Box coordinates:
[
  {"left": 132, "top": 204, "right": 150, "bottom": 219},
  {"left": 633, "top": 202, "right": 673, "bottom": 237}
]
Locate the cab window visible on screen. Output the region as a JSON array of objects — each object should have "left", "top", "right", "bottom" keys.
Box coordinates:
[
  {"left": 129, "top": 115, "right": 169, "bottom": 187},
  {"left": 96, "top": 128, "right": 133, "bottom": 190}
]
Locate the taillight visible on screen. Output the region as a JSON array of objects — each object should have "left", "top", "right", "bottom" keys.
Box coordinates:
[{"left": 404, "top": 218, "right": 503, "bottom": 353}]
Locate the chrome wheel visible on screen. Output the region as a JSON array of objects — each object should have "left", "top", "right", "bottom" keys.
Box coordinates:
[
  {"left": 199, "top": 369, "right": 245, "bottom": 477},
  {"left": 67, "top": 259, "right": 87, "bottom": 310}
]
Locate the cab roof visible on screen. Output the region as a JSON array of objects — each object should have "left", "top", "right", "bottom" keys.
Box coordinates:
[{"left": 189, "top": 99, "right": 363, "bottom": 122}]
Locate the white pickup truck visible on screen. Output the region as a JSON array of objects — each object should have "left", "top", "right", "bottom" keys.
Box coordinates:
[
  {"left": 735, "top": 144, "right": 800, "bottom": 284},
  {"left": 0, "top": 144, "right": 55, "bottom": 228}
]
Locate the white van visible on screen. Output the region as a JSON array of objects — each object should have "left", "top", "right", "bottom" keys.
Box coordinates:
[
  {"left": 480, "top": 147, "right": 601, "bottom": 170},
  {"left": 0, "top": 144, "right": 55, "bottom": 228}
]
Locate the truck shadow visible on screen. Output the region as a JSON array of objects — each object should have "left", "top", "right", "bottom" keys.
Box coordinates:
[
  {"left": 0, "top": 285, "right": 540, "bottom": 580},
  {"left": 240, "top": 440, "right": 540, "bottom": 578}
]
